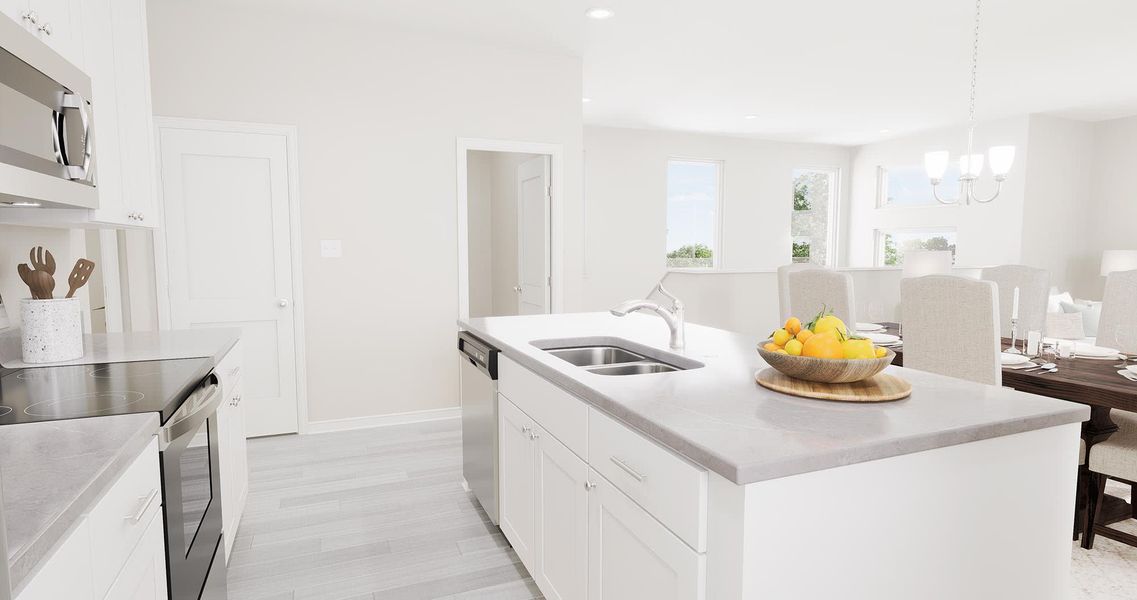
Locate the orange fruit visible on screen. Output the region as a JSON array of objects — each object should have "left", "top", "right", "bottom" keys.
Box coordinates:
[
  {"left": 774, "top": 348, "right": 788, "bottom": 355},
  {"left": 763, "top": 342, "right": 781, "bottom": 352},
  {"left": 802, "top": 331, "right": 843, "bottom": 359},
  {"left": 784, "top": 317, "right": 802, "bottom": 336},
  {"left": 772, "top": 328, "right": 792, "bottom": 346},
  {"left": 796, "top": 329, "right": 814, "bottom": 344}
]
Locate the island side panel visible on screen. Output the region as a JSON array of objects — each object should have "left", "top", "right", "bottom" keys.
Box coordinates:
[{"left": 707, "top": 422, "right": 1080, "bottom": 600}]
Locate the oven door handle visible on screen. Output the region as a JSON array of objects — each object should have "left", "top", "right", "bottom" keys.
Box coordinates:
[{"left": 159, "top": 375, "right": 223, "bottom": 450}]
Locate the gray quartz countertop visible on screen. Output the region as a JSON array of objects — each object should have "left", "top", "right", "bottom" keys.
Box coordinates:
[
  {"left": 2, "top": 413, "right": 159, "bottom": 593},
  {"left": 460, "top": 313, "right": 1089, "bottom": 485},
  {"left": 0, "top": 327, "right": 240, "bottom": 369}
]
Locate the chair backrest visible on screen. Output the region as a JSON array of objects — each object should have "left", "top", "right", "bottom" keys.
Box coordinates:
[
  {"left": 980, "top": 265, "right": 1050, "bottom": 337},
  {"left": 901, "top": 275, "right": 1001, "bottom": 386},
  {"left": 1097, "top": 270, "right": 1137, "bottom": 354},
  {"left": 777, "top": 263, "right": 821, "bottom": 321},
  {"left": 787, "top": 268, "right": 856, "bottom": 325}
]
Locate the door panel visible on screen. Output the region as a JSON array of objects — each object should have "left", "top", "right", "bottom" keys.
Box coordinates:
[
  {"left": 516, "top": 156, "right": 549, "bottom": 315},
  {"left": 159, "top": 124, "right": 299, "bottom": 437},
  {"left": 535, "top": 425, "right": 588, "bottom": 600},
  {"left": 498, "top": 397, "right": 536, "bottom": 569}
]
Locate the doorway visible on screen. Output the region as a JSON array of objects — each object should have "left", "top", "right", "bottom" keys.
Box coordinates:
[{"left": 458, "top": 140, "right": 563, "bottom": 319}]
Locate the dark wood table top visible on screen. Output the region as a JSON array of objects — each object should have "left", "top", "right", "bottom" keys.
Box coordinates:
[{"left": 880, "top": 323, "right": 1137, "bottom": 413}]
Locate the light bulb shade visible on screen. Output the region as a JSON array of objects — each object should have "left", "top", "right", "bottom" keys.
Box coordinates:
[
  {"left": 988, "top": 145, "right": 1016, "bottom": 176},
  {"left": 924, "top": 151, "right": 950, "bottom": 180},
  {"left": 959, "top": 154, "right": 984, "bottom": 177},
  {"left": 902, "top": 250, "right": 954, "bottom": 279},
  {"left": 1101, "top": 250, "right": 1137, "bottom": 276}
]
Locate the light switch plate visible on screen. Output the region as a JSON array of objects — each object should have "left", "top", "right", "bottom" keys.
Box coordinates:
[{"left": 320, "top": 240, "right": 343, "bottom": 258}]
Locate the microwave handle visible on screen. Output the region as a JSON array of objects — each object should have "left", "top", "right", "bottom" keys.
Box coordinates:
[
  {"left": 52, "top": 92, "right": 92, "bottom": 181},
  {"left": 159, "top": 375, "right": 223, "bottom": 449}
]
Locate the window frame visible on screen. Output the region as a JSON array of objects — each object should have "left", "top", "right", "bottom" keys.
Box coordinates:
[
  {"left": 876, "top": 164, "right": 961, "bottom": 209},
  {"left": 791, "top": 165, "right": 841, "bottom": 268},
  {"left": 873, "top": 226, "right": 959, "bottom": 267},
  {"left": 665, "top": 157, "right": 725, "bottom": 271}
]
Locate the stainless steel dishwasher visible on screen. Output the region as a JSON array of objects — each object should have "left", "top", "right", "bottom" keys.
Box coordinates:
[{"left": 458, "top": 331, "right": 500, "bottom": 524}]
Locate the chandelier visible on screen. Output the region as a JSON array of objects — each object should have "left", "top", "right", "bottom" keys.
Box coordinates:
[{"left": 924, "top": 0, "right": 1015, "bottom": 205}]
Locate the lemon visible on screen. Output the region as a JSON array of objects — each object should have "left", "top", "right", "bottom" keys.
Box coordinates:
[
  {"left": 772, "top": 328, "right": 792, "bottom": 347},
  {"left": 875, "top": 346, "right": 888, "bottom": 358},
  {"left": 784, "top": 317, "right": 802, "bottom": 336},
  {"left": 813, "top": 315, "right": 848, "bottom": 338},
  {"left": 842, "top": 339, "right": 875, "bottom": 360},
  {"left": 784, "top": 338, "right": 803, "bottom": 356},
  {"left": 774, "top": 348, "right": 788, "bottom": 355}
]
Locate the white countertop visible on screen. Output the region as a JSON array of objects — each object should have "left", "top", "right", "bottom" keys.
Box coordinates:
[
  {"left": 461, "top": 312, "right": 1089, "bottom": 485},
  {"left": 0, "top": 328, "right": 240, "bottom": 369}
]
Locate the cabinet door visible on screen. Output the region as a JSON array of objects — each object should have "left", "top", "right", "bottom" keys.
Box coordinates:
[
  {"left": 30, "top": 0, "right": 84, "bottom": 68},
  {"left": 587, "top": 471, "right": 705, "bottom": 600},
  {"left": 0, "top": 0, "right": 30, "bottom": 25},
  {"left": 223, "top": 377, "right": 250, "bottom": 559},
  {"left": 498, "top": 397, "right": 537, "bottom": 569},
  {"left": 111, "top": 0, "right": 157, "bottom": 226},
  {"left": 16, "top": 517, "right": 94, "bottom": 600},
  {"left": 80, "top": 0, "right": 128, "bottom": 223},
  {"left": 534, "top": 425, "right": 588, "bottom": 600},
  {"left": 104, "top": 509, "right": 168, "bottom": 600}
]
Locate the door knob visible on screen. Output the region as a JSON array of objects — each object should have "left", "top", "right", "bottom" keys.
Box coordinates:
[
  {"left": 21, "top": 11, "right": 37, "bottom": 24},
  {"left": 278, "top": 299, "right": 289, "bottom": 307}
]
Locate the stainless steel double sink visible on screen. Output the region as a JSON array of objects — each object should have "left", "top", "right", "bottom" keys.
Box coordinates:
[{"left": 542, "top": 342, "right": 696, "bottom": 376}]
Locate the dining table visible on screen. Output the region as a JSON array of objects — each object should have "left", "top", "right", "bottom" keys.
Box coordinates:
[{"left": 876, "top": 322, "right": 1137, "bottom": 544}]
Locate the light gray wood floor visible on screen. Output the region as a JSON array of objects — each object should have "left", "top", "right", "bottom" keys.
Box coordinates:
[{"left": 226, "top": 418, "right": 543, "bottom": 600}]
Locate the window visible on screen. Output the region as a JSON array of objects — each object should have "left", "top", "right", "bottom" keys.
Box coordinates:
[
  {"left": 791, "top": 167, "right": 839, "bottom": 266},
  {"left": 877, "top": 164, "right": 961, "bottom": 207},
  {"left": 875, "top": 228, "right": 958, "bottom": 266},
  {"left": 666, "top": 159, "right": 721, "bottom": 269}
]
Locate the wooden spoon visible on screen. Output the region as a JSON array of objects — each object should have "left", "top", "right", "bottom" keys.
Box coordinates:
[
  {"left": 65, "top": 259, "right": 95, "bottom": 298},
  {"left": 18, "top": 265, "right": 54, "bottom": 299},
  {"left": 29, "top": 246, "right": 56, "bottom": 275},
  {"left": 17, "top": 264, "right": 39, "bottom": 299}
]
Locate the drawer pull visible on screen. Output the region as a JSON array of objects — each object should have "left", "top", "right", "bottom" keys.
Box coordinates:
[
  {"left": 610, "top": 456, "right": 646, "bottom": 482},
  {"left": 584, "top": 481, "right": 596, "bottom": 491},
  {"left": 230, "top": 366, "right": 241, "bottom": 379},
  {"left": 124, "top": 488, "right": 160, "bottom": 523}
]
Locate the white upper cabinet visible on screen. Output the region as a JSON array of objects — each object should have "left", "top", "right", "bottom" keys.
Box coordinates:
[
  {"left": 3, "top": 0, "right": 85, "bottom": 69},
  {"left": 0, "top": 0, "right": 29, "bottom": 25}
]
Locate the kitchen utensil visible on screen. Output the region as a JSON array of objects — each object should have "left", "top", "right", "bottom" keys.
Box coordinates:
[
  {"left": 17, "top": 264, "right": 37, "bottom": 298},
  {"left": 29, "top": 246, "right": 56, "bottom": 275},
  {"left": 755, "top": 368, "right": 911, "bottom": 402},
  {"left": 1000, "top": 353, "right": 1031, "bottom": 366},
  {"left": 1039, "top": 368, "right": 1058, "bottom": 374},
  {"left": 1025, "top": 362, "right": 1057, "bottom": 373},
  {"left": 64, "top": 259, "right": 95, "bottom": 299},
  {"left": 757, "top": 342, "right": 895, "bottom": 384},
  {"left": 18, "top": 264, "right": 54, "bottom": 300}
]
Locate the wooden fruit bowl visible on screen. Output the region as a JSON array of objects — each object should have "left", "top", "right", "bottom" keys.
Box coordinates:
[{"left": 757, "top": 341, "right": 896, "bottom": 384}]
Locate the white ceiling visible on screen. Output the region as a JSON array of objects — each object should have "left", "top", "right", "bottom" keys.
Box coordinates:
[{"left": 232, "top": 0, "right": 1137, "bottom": 145}]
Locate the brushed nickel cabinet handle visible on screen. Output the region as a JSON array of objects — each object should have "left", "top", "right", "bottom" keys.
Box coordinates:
[
  {"left": 124, "top": 488, "right": 160, "bottom": 523},
  {"left": 610, "top": 456, "right": 646, "bottom": 482}
]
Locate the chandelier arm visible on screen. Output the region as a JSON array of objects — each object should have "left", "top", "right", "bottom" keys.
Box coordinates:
[
  {"left": 970, "top": 179, "right": 1003, "bottom": 204},
  {"left": 931, "top": 181, "right": 958, "bottom": 205}
]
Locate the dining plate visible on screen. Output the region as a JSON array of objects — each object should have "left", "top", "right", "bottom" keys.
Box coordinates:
[
  {"left": 863, "top": 332, "right": 900, "bottom": 345},
  {"left": 1042, "top": 340, "right": 1119, "bottom": 358},
  {"left": 1001, "top": 353, "right": 1031, "bottom": 366},
  {"left": 856, "top": 322, "right": 885, "bottom": 332},
  {"left": 1119, "top": 369, "right": 1137, "bottom": 383},
  {"left": 1127, "top": 365, "right": 1137, "bottom": 375}
]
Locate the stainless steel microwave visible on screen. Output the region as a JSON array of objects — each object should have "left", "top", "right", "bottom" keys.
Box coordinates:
[{"left": 0, "top": 15, "right": 97, "bottom": 209}]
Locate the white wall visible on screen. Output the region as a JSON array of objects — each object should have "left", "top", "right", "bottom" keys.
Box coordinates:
[
  {"left": 147, "top": 1, "right": 584, "bottom": 423},
  {"left": 1086, "top": 114, "right": 1137, "bottom": 299},
  {"left": 582, "top": 126, "right": 852, "bottom": 310},
  {"left": 0, "top": 225, "right": 91, "bottom": 330},
  {"left": 845, "top": 116, "right": 1031, "bottom": 267}
]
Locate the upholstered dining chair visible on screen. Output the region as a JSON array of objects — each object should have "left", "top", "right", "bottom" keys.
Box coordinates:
[
  {"left": 1096, "top": 269, "right": 1137, "bottom": 354},
  {"left": 981, "top": 265, "right": 1050, "bottom": 338},
  {"left": 786, "top": 268, "right": 855, "bottom": 325},
  {"left": 900, "top": 275, "right": 1001, "bottom": 386},
  {"left": 777, "top": 263, "right": 820, "bottom": 322},
  {"left": 1082, "top": 270, "right": 1137, "bottom": 550}
]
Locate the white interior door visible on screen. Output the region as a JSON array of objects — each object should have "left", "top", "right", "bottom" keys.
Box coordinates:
[
  {"left": 158, "top": 124, "right": 300, "bottom": 437},
  {"left": 516, "top": 156, "right": 550, "bottom": 315}
]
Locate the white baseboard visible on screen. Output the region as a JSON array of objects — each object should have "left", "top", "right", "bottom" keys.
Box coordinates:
[{"left": 304, "top": 406, "right": 461, "bottom": 435}]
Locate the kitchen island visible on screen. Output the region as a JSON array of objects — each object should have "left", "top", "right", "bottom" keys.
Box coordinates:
[{"left": 461, "top": 312, "right": 1089, "bottom": 600}]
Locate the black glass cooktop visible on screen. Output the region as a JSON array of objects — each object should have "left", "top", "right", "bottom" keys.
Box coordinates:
[{"left": 0, "top": 358, "right": 214, "bottom": 426}]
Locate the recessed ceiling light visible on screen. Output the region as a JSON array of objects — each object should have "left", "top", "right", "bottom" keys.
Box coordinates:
[
  {"left": 582, "top": 97, "right": 592, "bottom": 103},
  {"left": 744, "top": 115, "right": 758, "bottom": 120},
  {"left": 585, "top": 7, "right": 614, "bottom": 20},
  {"left": 2, "top": 201, "right": 40, "bottom": 207}
]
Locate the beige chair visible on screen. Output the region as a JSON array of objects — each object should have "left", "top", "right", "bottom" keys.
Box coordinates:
[
  {"left": 787, "top": 268, "right": 855, "bottom": 325},
  {"left": 900, "top": 275, "right": 1001, "bottom": 386},
  {"left": 1082, "top": 270, "right": 1137, "bottom": 549},
  {"left": 981, "top": 265, "right": 1050, "bottom": 338},
  {"left": 777, "top": 263, "right": 820, "bottom": 322},
  {"left": 1096, "top": 269, "right": 1137, "bottom": 353}
]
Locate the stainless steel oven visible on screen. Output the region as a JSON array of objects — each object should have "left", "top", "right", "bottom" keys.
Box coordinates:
[
  {"left": 159, "top": 373, "right": 228, "bottom": 600},
  {"left": 0, "top": 15, "right": 97, "bottom": 209}
]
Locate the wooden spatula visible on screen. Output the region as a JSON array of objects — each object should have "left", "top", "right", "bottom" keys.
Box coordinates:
[{"left": 65, "top": 259, "right": 95, "bottom": 299}]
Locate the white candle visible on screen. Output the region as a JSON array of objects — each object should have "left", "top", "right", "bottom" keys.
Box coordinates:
[{"left": 1011, "top": 287, "right": 1020, "bottom": 320}]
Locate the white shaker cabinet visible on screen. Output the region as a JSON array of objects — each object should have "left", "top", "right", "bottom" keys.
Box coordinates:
[
  {"left": 217, "top": 341, "right": 250, "bottom": 561},
  {"left": 15, "top": 517, "right": 95, "bottom": 600},
  {"left": 586, "top": 471, "right": 705, "bottom": 600},
  {"left": 1, "top": 0, "right": 85, "bottom": 69},
  {"left": 498, "top": 396, "right": 538, "bottom": 568},
  {"left": 533, "top": 421, "right": 589, "bottom": 600},
  {"left": 103, "top": 510, "right": 167, "bottom": 600}
]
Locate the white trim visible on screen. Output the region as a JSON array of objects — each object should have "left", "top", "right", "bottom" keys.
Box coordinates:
[
  {"left": 305, "top": 407, "right": 461, "bottom": 435},
  {"left": 456, "top": 137, "right": 565, "bottom": 320},
  {"left": 791, "top": 165, "right": 842, "bottom": 268},
  {"left": 665, "top": 157, "right": 725, "bottom": 270},
  {"left": 151, "top": 116, "right": 311, "bottom": 434}
]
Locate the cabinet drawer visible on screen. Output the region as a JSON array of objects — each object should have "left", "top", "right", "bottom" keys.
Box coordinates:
[
  {"left": 588, "top": 409, "right": 707, "bottom": 551},
  {"left": 499, "top": 356, "right": 588, "bottom": 459},
  {"left": 88, "top": 437, "right": 162, "bottom": 599}
]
